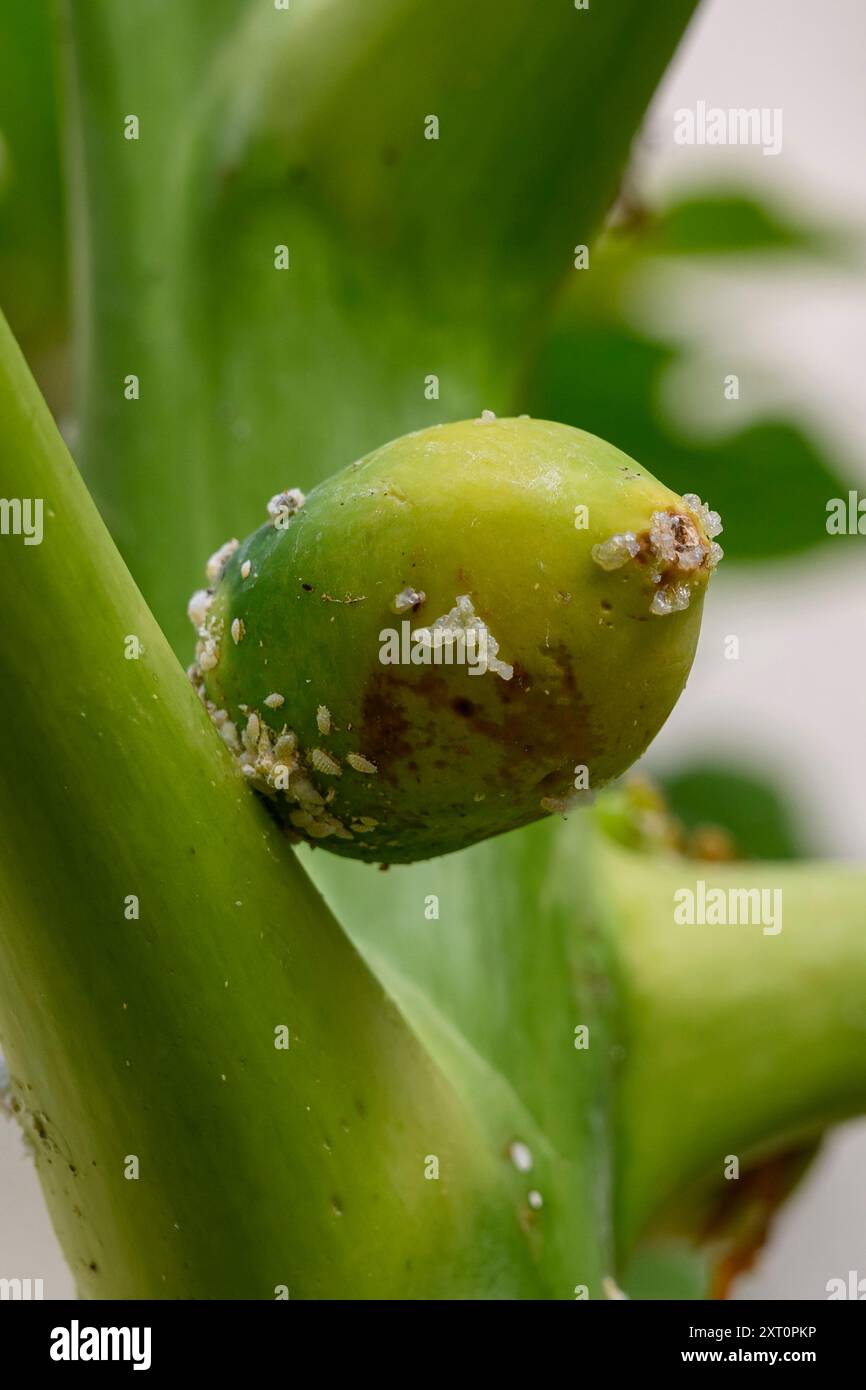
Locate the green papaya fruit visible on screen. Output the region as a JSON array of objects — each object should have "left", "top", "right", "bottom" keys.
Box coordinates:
[{"left": 189, "top": 417, "right": 722, "bottom": 862}]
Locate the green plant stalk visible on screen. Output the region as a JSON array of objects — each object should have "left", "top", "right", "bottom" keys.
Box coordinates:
[
  {"left": 0, "top": 309, "right": 559, "bottom": 1298},
  {"left": 307, "top": 815, "right": 866, "bottom": 1281},
  {"left": 304, "top": 816, "right": 625, "bottom": 1300},
  {"left": 603, "top": 840, "right": 866, "bottom": 1251}
]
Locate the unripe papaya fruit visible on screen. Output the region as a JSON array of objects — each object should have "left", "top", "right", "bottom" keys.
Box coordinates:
[{"left": 188, "top": 417, "right": 722, "bottom": 862}]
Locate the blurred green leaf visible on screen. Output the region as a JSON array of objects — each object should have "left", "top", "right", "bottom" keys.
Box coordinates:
[
  {"left": 529, "top": 316, "right": 852, "bottom": 562},
  {"left": 0, "top": 0, "right": 68, "bottom": 407},
  {"left": 527, "top": 184, "right": 856, "bottom": 565},
  {"left": 644, "top": 190, "right": 838, "bottom": 258},
  {"left": 622, "top": 1241, "right": 711, "bottom": 1300},
  {"left": 660, "top": 762, "right": 810, "bottom": 861}
]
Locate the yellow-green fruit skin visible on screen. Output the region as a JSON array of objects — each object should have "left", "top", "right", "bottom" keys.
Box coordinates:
[{"left": 200, "top": 418, "right": 712, "bottom": 862}]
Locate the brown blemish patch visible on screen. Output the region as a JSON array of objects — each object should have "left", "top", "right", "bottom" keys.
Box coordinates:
[
  {"left": 361, "top": 672, "right": 415, "bottom": 777},
  {"left": 492, "top": 660, "right": 530, "bottom": 703},
  {"left": 359, "top": 645, "right": 596, "bottom": 804},
  {"left": 536, "top": 768, "right": 566, "bottom": 792}
]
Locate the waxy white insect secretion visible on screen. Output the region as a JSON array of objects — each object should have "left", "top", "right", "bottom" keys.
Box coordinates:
[
  {"left": 682, "top": 492, "right": 723, "bottom": 539},
  {"left": 187, "top": 588, "right": 212, "bottom": 628},
  {"left": 650, "top": 581, "right": 692, "bottom": 617},
  {"left": 205, "top": 538, "right": 239, "bottom": 586},
  {"left": 197, "top": 636, "right": 220, "bottom": 671},
  {"left": 391, "top": 587, "right": 426, "bottom": 614},
  {"left": 591, "top": 495, "right": 724, "bottom": 615},
  {"left": 413, "top": 594, "right": 514, "bottom": 680},
  {"left": 591, "top": 532, "right": 640, "bottom": 571}
]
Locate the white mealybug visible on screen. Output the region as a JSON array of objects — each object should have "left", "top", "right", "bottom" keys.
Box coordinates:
[
  {"left": 274, "top": 732, "right": 298, "bottom": 761},
  {"left": 346, "top": 753, "right": 378, "bottom": 775},
  {"left": 197, "top": 636, "right": 220, "bottom": 671},
  {"left": 206, "top": 538, "right": 239, "bottom": 585},
  {"left": 187, "top": 589, "right": 212, "bottom": 629},
  {"left": 267, "top": 488, "right": 306, "bottom": 528},
  {"left": 350, "top": 816, "right": 379, "bottom": 833},
  {"left": 219, "top": 721, "right": 241, "bottom": 753},
  {"left": 310, "top": 748, "right": 341, "bottom": 777}
]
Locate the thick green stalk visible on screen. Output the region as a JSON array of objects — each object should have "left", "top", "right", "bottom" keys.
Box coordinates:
[
  {"left": 603, "top": 840, "right": 866, "bottom": 1249},
  {"left": 0, "top": 310, "right": 547, "bottom": 1298},
  {"left": 310, "top": 808, "right": 866, "bottom": 1276},
  {"left": 306, "top": 816, "right": 624, "bottom": 1299}
]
